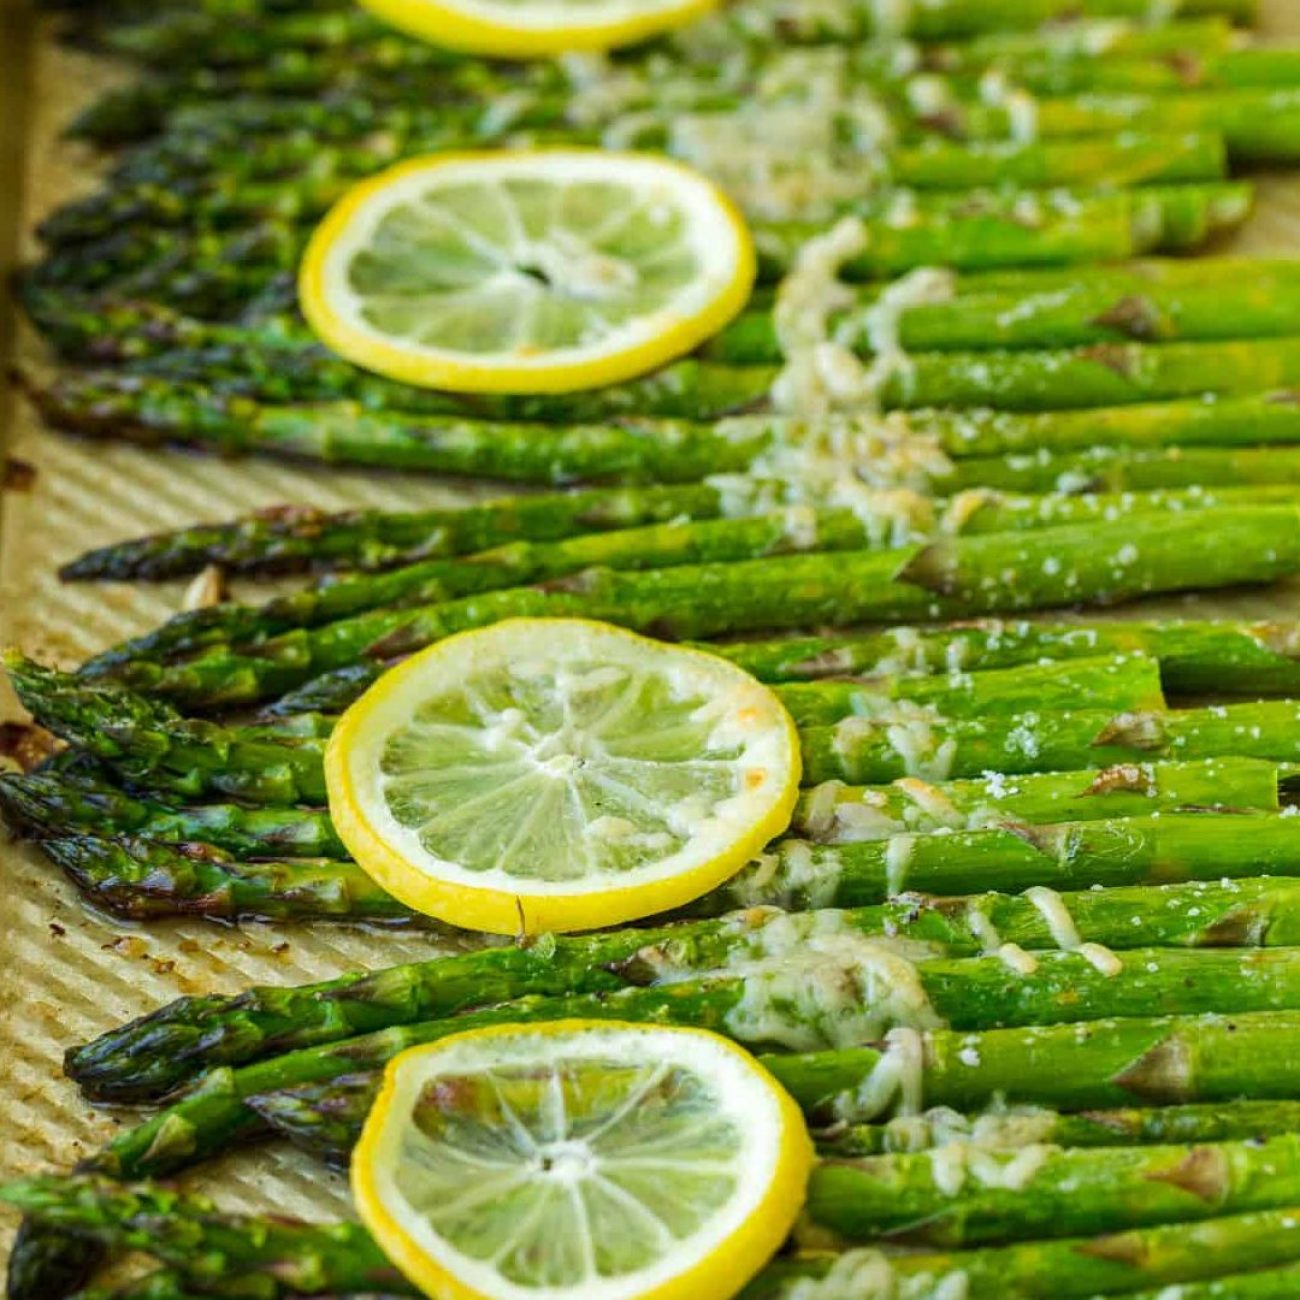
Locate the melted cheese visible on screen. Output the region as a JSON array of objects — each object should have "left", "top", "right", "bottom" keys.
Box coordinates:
[
  {"left": 997, "top": 943, "right": 1040, "bottom": 976},
  {"left": 1024, "top": 886, "right": 1122, "bottom": 977},
  {"left": 730, "top": 838, "right": 844, "bottom": 910},
  {"left": 884, "top": 834, "right": 916, "bottom": 896},
  {"left": 785, "top": 1250, "right": 969, "bottom": 1300},
  {"left": 836, "top": 1025, "right": 928, "bottom": 1122},
  {"left": 833, "top": 700, "right": 957, "bottom": 782},
  {"left": 928, "top": 1142, "right": 1054, "bottom": 1197},
  {"left": 720, "top": 912, "right": 943, "bottom": 1051},
  {"left": 978, "top": 70, "right": 1041, "bottom": 143}
]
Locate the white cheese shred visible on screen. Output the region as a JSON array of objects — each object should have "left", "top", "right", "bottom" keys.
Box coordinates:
[
  {"left": 785, "top": 1249, "right": 969, "bottom": 1300},
  {"left": 1024, "top": 885, "right": 1123, "bottom": 976}
]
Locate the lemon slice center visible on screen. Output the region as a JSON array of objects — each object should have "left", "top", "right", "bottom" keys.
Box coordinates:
[{"left": 377, "top": 655, "right": 756, "bottom": 886}]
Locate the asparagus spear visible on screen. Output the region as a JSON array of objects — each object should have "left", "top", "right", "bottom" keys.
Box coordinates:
[
  {"left": 253, "top": 1074, "right": 1300, "bottom": 1169},
  {"left": 6, "top": 761, "right": 1280, "bottom": 921},
  {"left": 103, "top": 482, "right": 1299, "bottom": 664},
  {"left": 792, "top": 757, "right": 1283, "bottom": 840},
  {"left": 65, "top": 873, "right": 1300, "bottom": 1102},
  {"left": 71, "top": 33, "right": 1264, "bottom": 154},
  {"left": 701, "top": 813, "right": 1300, "bottom": 914},
  {"left": 65, "top": 1118, "right": 1300, "bottom": 1262},
  {"left": 57, "top": 482, "right": 1300, "bottom": 598},
  {"left": 711, "top": 263, "right": 1300, "bottom": 364},
  {"left": 963, "top": 85, "right": 1300, "bottom": 165},
  {"left": 78, "top": 496, "right": 945, "bottom": 665},
  {"left": 0, "top": 1177, "right": 405, "bottom": 1296},
  {"left": 0, "top": 772, "right": 347, "bottom": 857},
  {"left": 744, "top": 1210, "right": 1300, "bottom": 1300},
  {"left": 953, "top": 442, "right": 1300, "bottom": 494},
  {"left": 83, "top": 0, "right": 1259, "bottom": 70},
  {"left": 24, "top": 183, "right": 1251, "bottom": 315},
  {"left": 6, "top": 653, "right": 1164, "bottom": 778},
  {"left": 711, "top": 617, "right": 1300, "bottom": 696},
  {"left": 825, "top": 1097, "right": 1300, "bottom": 1157},
  {"left": 58, "top": 482, "right": 736, "bottom": 579},
  {"left": 35, "top": 259, "right": 1300, "bottom": 368},
  {"left": 76, "top": 1010, "right": 1300, "bottom": 1190},
  {"left": 74, "top": 508, "right": 1300, "bottom": 710},
  {"left": 40, "top": 130, "right": 1231, "bottom": 248},
  {"left": 16, "top": 1176, "right": 1300, "bottom": 1300},
  {"left": 32, "top": 837, "right": 434, "bottom": 925},
  {"left": 32, "top": 384, "right": 1300, "bottom": 492},
  {"left": 808, "top": 1131, "right": 1300, "bottom": 1247},
  {"left": 776, "top": 653, "right": 1168, "bottom": 726},
  {"left": 64, "top": 15, "right": 1244, "bottom": 148}
]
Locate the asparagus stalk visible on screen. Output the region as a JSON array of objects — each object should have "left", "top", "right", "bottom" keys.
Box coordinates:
[
  {"left": 744, "top": 1210, "right": 1300, "bottom": 1300},
  {"left": 56, "top": 676, "right": 1300, "bottom": 802},
  {"left": 805, "top": 699, "right": 1300, "bottom": 783},
  {"left": 106, "top": 485, "right": 1296, "bottom": 664},
  {"left": 58, "top": 482, "right": 736, "bottom": 579},
  {"left": 63, "top": 16, "right": 1246, "bottom": 148},
  {"left": 31, "top": 373, "right": 1300, "bottom": 485},
  {"left": 0, "top": 1177, "right": 405, "bottom": 1296},
  {"left": 34, "top": 260, "right": 1300, "bottom": 368},
  {"left": 78, "top": 496, "right": 946, "bottom": 665},
  {"left": 77, "top": 1010, "right": 1300, "bottom": 1190},
  {"left": 711, "top": 617, "right": 1300, "bottom": 696},
  {"left": 32, "top": 837, "right": 435, "bottom": 925},
  {"left": 6, "top": 762, "right": 1280, "bottom": 922},
  {"left": 776, "top": 653, "right": 1167, "bottom": 726},
  {"left": 82, "top": 0, "right": 1259, "bottom": 71},
  {"left": 72, "top": 508, "right": 1300, "bottom": 710},
  {"left": 0, "top": 772, "right": 347, "bottom": 857},
  {"left": 701, "top": 813, "right": 1300, "bottom": 914},
  {"left": 963, "top": 86, "right": 1300, "bottom": 165},
  {"left": 17, "top": 1176, "right": 1300, "bottom": 1300},
  {"left": 0, "top": 653, "right": 1154, "bottom": 778},
  {"left": 809, "top": 1131, "right": 1300, "bottom": 1247},
  {"left": 792, "top": 756, "right": 1283, "bottom": 840},
  {"left": 1120, "top": 1264, "right": 1300, "bottom": 1298},
  {"left": 252, "top": 1074, "right": 1300, "bottom": 1170},
  {"left": 825, "top": 1097, "right": 1300, "bottom": 1157},
  {"left": 64, "top": 872, "right": 1300, "bottom": 1103},
  {"left": 24, "top": 183, "right": 1252, "bottom": 315},
  {"left": 40, "top": 131, "right": 1231, "bottom": 248},
  {"left": 57, "top": 482, "right": 1300, "bottom": 597}
]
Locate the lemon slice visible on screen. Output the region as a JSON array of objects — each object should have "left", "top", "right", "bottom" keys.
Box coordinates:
[
  {"left": 300, "top": 150, "right": 754, "bottom": 394},
  {"left": 353, "top": 1020, "right": 814, "bottom": 1300},
  {"left": 358, "top": 0, "right": 718, "bottom": 55},
  {"left": 325, "top": 618, "right": 799, "bottom": 934}
]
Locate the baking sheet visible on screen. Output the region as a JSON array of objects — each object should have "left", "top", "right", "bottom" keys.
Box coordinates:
[{"left": 3, "top": 0, "right": 1300, "bottom": 1254}]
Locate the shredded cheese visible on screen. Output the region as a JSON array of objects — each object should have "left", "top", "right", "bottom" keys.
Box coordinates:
[
  {"left": 785, "top": 1249, "right": 969, "bottom": 1300},
  {"left": 719, "top": 912, "right": 944, "bottom": 1050},
  {"left": 884, "top": 834, "right": 916, "bottom": 896},
  {"left": 1025, "top": 886, "right": 1123, "bottom": 977},
  {"left": 978, "top": 71, "right": 1040, "bottom": 143},
  {"left": 835, "top": 1024, "right": 929, "bottom": 1123},
  {"left": 928, "top": 1142, "right": 1054, "bottom": 1198}
]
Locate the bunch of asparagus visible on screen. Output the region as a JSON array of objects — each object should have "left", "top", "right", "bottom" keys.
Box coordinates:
[{"left": 20, "top": 0, "right": 1300, "bottom": 1296}]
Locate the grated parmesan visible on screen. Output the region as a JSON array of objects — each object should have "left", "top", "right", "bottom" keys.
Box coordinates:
[{"left": 784, "top": 1249, "right": 969, "bottom": 1300}]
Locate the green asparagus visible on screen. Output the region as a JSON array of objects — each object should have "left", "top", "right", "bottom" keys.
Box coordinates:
[
  {"left": 64, "top": 872, "right": 1300, "bottom": 1102},
  {"left": 40, "top": 132, "right": 1230, "bottom": 248},
  {"left": 71, "top": 508, "right": 1300, "bottom": 709},
  {"left": 31, "top": 371, "right": 1300, "bottom": 483},
  {"left": 710, "top": 617, "right": 1300, "bottom": 696}
]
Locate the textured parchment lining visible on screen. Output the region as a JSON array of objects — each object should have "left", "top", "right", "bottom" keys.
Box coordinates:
[{"left": 2, "top": 0, "right": 1300, "bottom": 1253}]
